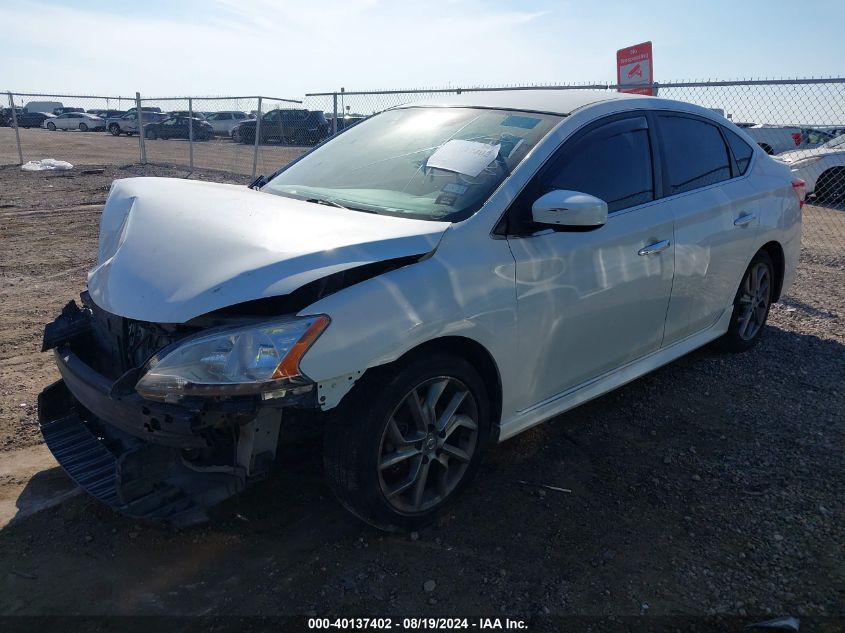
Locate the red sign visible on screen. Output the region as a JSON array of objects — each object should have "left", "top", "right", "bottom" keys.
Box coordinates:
[{"left": 617, "top": 41, "right": 654, "bottom": 95}]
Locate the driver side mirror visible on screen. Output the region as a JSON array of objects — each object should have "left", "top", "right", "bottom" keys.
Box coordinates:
[{"left": 531, "top": 190, "right": 608, "bottom": 230}]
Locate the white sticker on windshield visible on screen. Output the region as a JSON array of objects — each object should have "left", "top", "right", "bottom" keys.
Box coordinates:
[{"left": 426, "top": 140, "right": 501, "bottom": 177}]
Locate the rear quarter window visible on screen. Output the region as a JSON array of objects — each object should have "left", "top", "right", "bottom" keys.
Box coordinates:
[{"left": 724, "top": 128, "right": 754, "bottom": 175}]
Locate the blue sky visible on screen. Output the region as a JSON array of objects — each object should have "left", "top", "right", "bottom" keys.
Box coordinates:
[{"left": 2, "top": 0, "right": 843, "bottom": 97}]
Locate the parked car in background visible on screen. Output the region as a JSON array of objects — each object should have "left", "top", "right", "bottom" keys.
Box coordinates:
[
  {"left": 107, "top": 111, "right": 168, "bottom": 136},
  {"left": 235, "top": 109, "right": 330, "bottom": 145},
  {"left": 143, "top": 116, "right": 214, "bottom": 140},
  {"left": 24, "top": 101, "right": 62, "bottom": 115},
  {"left": 123, "top": 106, "right": 163, "bottom": 117},
  {"left": 38, "top": 91, "right": 802, "bottom": 529},
  {"left": 44, "top": 112, "right": 105, "bottom": 131},
  {"left": 15, "top": 111, "right": 56, "bottom": 128},
  {"left": 0, "top": 107, "right": 24, "bottom": 126},
  {"left": 87, "top": 109, "right": 126, "bottom": 119},
  {"left": 777, "top": 133, "right": 845, "bottom": 201},
  {"left": 168, "top": 110, "right": 206, "bottom": 119},
  {"left": 205, "top": 111, "right": 251, "bottom": 137},
  {"left": 744, "top": 124, "right": 835, "bottom": 154},
  {"left": 53, "top": 107, "right": 85, "bottom": 116}
]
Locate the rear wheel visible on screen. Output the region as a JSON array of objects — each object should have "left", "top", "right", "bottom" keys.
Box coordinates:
[
  {"left": 323, "top": 353, "right": 490, "bottom": 531},
  {"left": 716, "top": 250, "right": 774, "bottom": 353},
  {"left": 145, "top": 129, "right": 157, "bottom": 140},
  {"left": 814, "top": 168, "right": 845, "bottom": 202}
]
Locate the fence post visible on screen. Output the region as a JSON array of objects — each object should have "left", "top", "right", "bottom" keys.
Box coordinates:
[
  {"left": 136, "top": 92, "right": 146, "bottom": 164},
  {"left": 251, "top": 96, "right": 263, "bottom": 179},
  {"left": 7, "top": 92, "right": 23, "bottom": 165},
  {"left": 188, "top": 97, "right": 194, "bottom": 171},
  {"left": 332, "top": 92, "right": 338, "bottom": 135}
]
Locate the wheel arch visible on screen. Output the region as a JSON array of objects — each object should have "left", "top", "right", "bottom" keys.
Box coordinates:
[
  {"left": 815, "top": 166, "right": 845, "bottom": 194},
  {"left": 759, "top": 240, "right": 786, "bottom": 302},
  {"left": 356, "top": 336, "right": 504, "bottom": 441}
]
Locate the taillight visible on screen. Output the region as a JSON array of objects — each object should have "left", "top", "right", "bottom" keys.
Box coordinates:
[
  {"left": 792, "top": 178, "right": 806, "bottom": 209},
  {"left": 791, "top": 132, "right": 801, "bottom": 146}
]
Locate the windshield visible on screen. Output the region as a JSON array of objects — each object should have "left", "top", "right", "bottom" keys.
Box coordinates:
[
  {"left": 823, "top": 133, "right": 845, "bottom": 149},
  {"left": 262, "top": 106, "right": 561, "bottom": 221}
]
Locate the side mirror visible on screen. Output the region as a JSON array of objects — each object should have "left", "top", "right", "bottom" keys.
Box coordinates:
[{"left": 531, "top": 190, "right": 608, "bottom": 230}]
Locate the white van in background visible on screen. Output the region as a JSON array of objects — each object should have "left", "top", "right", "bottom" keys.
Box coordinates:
[{"left": 24, "top": 101, "right": 63, "bottom": 114}]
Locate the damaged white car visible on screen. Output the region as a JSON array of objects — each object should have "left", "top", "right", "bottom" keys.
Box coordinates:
[{"left": 39, "top": 91, "right": 802, "bottom": 530}]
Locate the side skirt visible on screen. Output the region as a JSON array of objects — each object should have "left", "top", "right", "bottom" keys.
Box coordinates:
[{"left": 497, "top": 306, "right": 733, "bottom": 442}]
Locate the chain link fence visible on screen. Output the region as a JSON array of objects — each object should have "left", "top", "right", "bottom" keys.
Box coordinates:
[
  {"left": 3, "top": 79, "right": 845, "bottom": 208},
  {"left": 1, "top": 92, "right": 307, "bottom": 177}
]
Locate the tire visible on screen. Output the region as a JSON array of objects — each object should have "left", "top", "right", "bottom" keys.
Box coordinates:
[
  {"left": 108, "top": 124, "right": 121, "bottom": 136},
  {"left": 231, "top": 128, "right": 241, "bottom": 143},
  {"left": 78, "top": 123, "right": 88, "bottom": 132},
  {"left": 145, "top": 129, "right": 157, "bottom": 140},
  {"left": 323, "top": 352, "right": 491, "bottom": 531},
  {"left": 46, "top": 122, "right": 56, "bottom": 131},
  {"left": 814, "top": 169, "right": 845, "bottom": 202},
  {"left": 716, "top": 250, "right": 775, "bottom": 353}
]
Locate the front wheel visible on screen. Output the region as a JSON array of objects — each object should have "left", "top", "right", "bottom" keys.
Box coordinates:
[
  {"left": 323, "top": 353, "right": 490, "bottom": 531},
  {"left": 716, "top": 250, "right": 774, "bottom": 353},
  {"left": 78, "top": 122, "right": 88, "bottom": 132},
  {"left": 108, "top": 124, "right": 121, "bottom": 136},
  {"left": 46, "top": 122, "right": 56, "bottom": 131}
]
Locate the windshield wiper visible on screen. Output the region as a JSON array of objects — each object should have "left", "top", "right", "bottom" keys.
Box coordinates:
[{"left": 306, "top": 197, "right": 349, "bottom": 210}]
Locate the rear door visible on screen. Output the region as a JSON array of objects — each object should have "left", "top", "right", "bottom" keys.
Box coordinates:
[
  {"left": 505, "top": 114, "right": 676, "bottom": 409},
  {"left": 656, "top": 114, "right": 761, "bottom": 345}
]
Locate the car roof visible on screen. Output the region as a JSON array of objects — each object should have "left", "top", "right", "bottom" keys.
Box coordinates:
[{"left": 394, "top": 89, "right": 648, "bottom": 115}]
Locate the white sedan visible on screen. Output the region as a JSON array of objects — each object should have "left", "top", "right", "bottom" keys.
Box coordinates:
[
  {"left": 38, "top": 90, "right": 802, "bottom": 530},
  {"left": 777, "top": 134, "right": 845, "bottom": 201},
  {"left": 43, "top": 112, "right": 105, "bottom": 132},
  {"left": 204, "top": 110, "right": 252, "bottom": 136}
]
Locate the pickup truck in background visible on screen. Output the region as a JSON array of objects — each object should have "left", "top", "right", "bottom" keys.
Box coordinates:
[{"left": 740, "top": 124, "right": 835, "bottom": 154}]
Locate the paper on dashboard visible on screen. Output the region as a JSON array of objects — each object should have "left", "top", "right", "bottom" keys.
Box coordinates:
[{"left": 426, "top": 140, "right": 501, "bottom": 177}]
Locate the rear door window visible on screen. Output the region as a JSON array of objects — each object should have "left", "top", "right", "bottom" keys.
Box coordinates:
[{"left": 658, "top": 115, "right": 732, "bottom": 195}]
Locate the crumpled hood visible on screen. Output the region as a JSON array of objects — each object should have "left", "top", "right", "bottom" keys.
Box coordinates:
[{"left": 88, "top": 177, "right": 449, "bottom": 323}]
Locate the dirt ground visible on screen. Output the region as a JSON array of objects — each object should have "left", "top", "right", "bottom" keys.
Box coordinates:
[
  {"left": 0, "top": 164, "right": 842, "bottom": 631},
  {"left": 0, "top": 127, "right": 306, "bottom": 177}
]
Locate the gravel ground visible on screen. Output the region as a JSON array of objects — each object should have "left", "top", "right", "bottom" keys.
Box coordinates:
[{"left": 0, "top": 164, "right": 842, "bottom": 631}]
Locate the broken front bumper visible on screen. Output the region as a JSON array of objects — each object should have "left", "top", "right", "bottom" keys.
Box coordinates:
[{"left": 38, "top": 301, "right": 303, "bottom": 526}]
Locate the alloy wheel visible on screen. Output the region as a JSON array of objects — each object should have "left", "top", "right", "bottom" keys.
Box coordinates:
[
  {"left": 737, "top": 262, "right": 771, "bottom": 341},
  {"left": 377, "top": 376, "right": 479, "bottom": 514}
]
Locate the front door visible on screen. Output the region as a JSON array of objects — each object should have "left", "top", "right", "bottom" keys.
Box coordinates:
[{"left": 505, "top": 115, "right": 675, "bottom": 410}]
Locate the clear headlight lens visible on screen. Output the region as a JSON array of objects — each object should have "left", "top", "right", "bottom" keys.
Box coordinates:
[{"left": 135, "top": 315, "right": 329, "bottom": 400}]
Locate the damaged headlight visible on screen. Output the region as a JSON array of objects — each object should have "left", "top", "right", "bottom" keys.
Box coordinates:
[{"left": 135, "top": 315, "right": 329, "bottom": 401}]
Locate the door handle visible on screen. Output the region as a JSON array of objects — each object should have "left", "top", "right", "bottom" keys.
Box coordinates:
[
  {"left": 734, "top": 212, "right": 757, "bottom": 227},
  {"left": 638, "top": 240, "right": 671, "bottom": 256}
]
